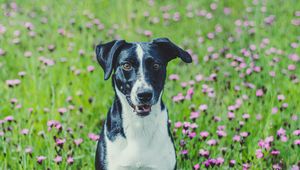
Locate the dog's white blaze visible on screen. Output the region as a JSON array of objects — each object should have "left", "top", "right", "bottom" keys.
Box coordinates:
[
  {"left": 105, "top": 87, "right": 176, "bottom": 170},
  {"left": 131, "top": 44, "right": 153, "bottom": 105},
  {"left": 136, "top": 43, "right": 145, "bottom": 81}
]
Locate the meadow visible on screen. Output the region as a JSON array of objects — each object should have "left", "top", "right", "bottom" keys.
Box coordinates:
[{"left": 0, "top": 0, "right": 300, "bottom": 169}]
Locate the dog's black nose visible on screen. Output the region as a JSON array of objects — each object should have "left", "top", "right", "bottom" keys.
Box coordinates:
[{"left": 137, "top": 90, "right": 153, "bottom": 102}]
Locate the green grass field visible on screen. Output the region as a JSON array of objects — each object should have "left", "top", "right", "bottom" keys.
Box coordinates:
[{"left": 0, "top": 0, "right": 300, "bottom": 169}]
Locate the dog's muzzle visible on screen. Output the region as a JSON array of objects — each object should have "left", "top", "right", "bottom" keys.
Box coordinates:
[{"left": 128, "top": 89, "right": 154, "bottom": 117}]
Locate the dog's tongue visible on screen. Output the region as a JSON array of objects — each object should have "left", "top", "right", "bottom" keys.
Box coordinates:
[{"left": 135, "top": 105, "right": 151, "bottom": 113}]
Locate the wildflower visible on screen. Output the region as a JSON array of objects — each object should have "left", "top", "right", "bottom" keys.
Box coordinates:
[
  {"left": 190, "top": 111, "right": 199, "bottom": 120},
  {"left": 229, "top": 160, "right": 236, "bottom": 167},
  {"left": 21, "top": 129, "right": 29, "bottom": 135},
  {"left": 217, "top": 130, "right": 227, "bottom": 138},
  {"left": 242, "top": 113, "right": 250, "bottom": 120},
  {"left": 144, "top": 30, "right": 152, "bottom": 37},
  {"left": 281, "top": 103, "right": 288, "bottom": 108},
  {"left": 74, "top": 138, "right": 83, "bottom": 146},
  {"left": 243, "top": 163, "right": 251, "bottom": 170},
  {"left": 181, "top": 82, "right": 188, "bottom": 88},
  {"left": 172, "top": 93, "right": 185, "bottom": 102},
  {"left": 265, "top": 136, "right": 274, "bottom": 143},
  {"left": 271, "top": 150, "right": 280, "bottom": 156},
  {"left": 193, "top": 164, "right": 200, "bottom": 170},
  {"left": 6, "top": 79, "right": 21, "bottom": 87},
  {"left": 207, "top": 139, "right": 217, "bottom": 146},
  {"left": 58, "top": 108, "right": 67, "bottom": 115},
  {"left": 56, "top": 138, "right": 66, "bottom": 147},
  {"left": 264, "top": 15, "right": 276, "bottom": 25},
  {"left": 87, "top": 65, "right": 95, "bottom": 72},
  {"left": 195, "top": 74, "right": 203, "bottom": 82},
  {"left": 185, "top": 88, "right": 194, "bottom": 100},
  {"left": 277, "top": 128, "right": 286, "bottom": 136},
  {"left": 269, "top": 71, "right": 276, "bottom": 77},
  {"left": 280, "top": 136, "right": 288, "bottom": 142},
  {"left": 200, "top": 131, "right": 209, "bottom": 139},
  {"left": 47, "top": 120, "right": 62, "bottom": 131},
  {"left": 169, "top": 74, "right": 179, "bottom": 80},
  {"left": 27, "top": 108, "right": 33, "bottom": 113},
  {"left": 293, "top": 129, "right": 300, "bottom": 136},
  {"left": 78, "top": 49, "right": 85, "bottom": 56},
  {"left": 214, "top": 116, "right": 221, "bottom": 122},
  {"left": 288, "top": 64, "right": 296, "bottom": 71},
  {"left": 53, "top": 155, "right": 62, "bottom": 164},
  {"left": 88, "top": 133, "right": 100, "bottom": 141},
  {"left": 37, "top": 156, "right": 46, "bottom": 164},
  {"left": 256, "top": 114, "right": 262, "bottom": 120},
  {"left": 272, "top": 107, "right": 278, "bottom": 114},
  {"left": 223, "top": 7, "right": 231, "bottom": 15},
  {"left": 188, "top": 132, "right": 196, "bottom": 139},
  {"left": 292, "top": 114, "right": 298, "bottom": 121},
  {"left": 24, "top": 51, "right": 32, "bottom": 58},
  {"left": 25, "top": 147, "right": 32, "bottom": 154},
  {"left": 228, "top": 105, "right": 236, "bottom": 111},
  {"left": 182, "top": 122, "right": 190, "bottom": 129},
  {"left": 174, "top": 122, "right": 182, "bottom": 128},
  {"left": 24, "top": 22, "right": 34, "bottom": 30},
  {"left": 190, "top": 123, "right": 198, "bottom": 129},
  {"left": 0, "top": 25, "right": 6, "bottom": 34},
  {"left": 277, "top": 94, "right": 285, "bottom": 101},
  {"left": 240, "top": 132, "right": 249, "bottom": 138},
  {"left": 203, "top": 159, "right": 212, "bottom": 168},
  {"left": 233, "top": 135, "right": 241, "bottom": 142},
  {"left": 5, "top": 116, "right": 14, "bottom": 122},
  {"left": 216, "top": 157, "right": 224, "bottom": 166},
  {"left": 291, "top": 165, "right": 300, "bottom": 170},
  {"left": 256, "top": 89, "right": 264, "bottom": 97},
  {"left": 198, "top": 105, "right": 207, "bottom": 112},
  {"left": 256, "top": 149, "right": 263, "bottom": 158},
  {"left": 294, "top": 139, "right": 300, "bottom": 146},
  {"left": 66, "top": 96, "right": 73, "bottom": 102},
  {"left": 272, "top": 164, "right": 282, "bottom": 170},
  {"left": 0, "top": 48, "right": 6, "bottom": 56},
  {"left": 48, "top": 45, "right": 56, "bottom": 52},
  {"left": 173, "top": 12, "right": 181, "bottom": 21},
  {"left": 179, "top": 140, "right": 186, "bottom": 147},
  {"left": 67, "top": 156, "right": 74, "bottom": 165},
  {"left": 199, "top": 149, "right": 209, "bottom": 157},
  {"left": 228, "top": 112, "right": 235, "bottom": 120},
  {"left": 10, "top": 98, "right": 18, "bottom": 104},
  {"left": 181, "top": 150, "right": 188, "bottom": 155}
]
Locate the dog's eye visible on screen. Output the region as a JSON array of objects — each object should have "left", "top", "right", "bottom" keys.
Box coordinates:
[
  {"left": 122, "top": 63, "right": 132, "bottom": 71},
  {"left": 152, "top": 63, "right": 160, "bottom": 70}
]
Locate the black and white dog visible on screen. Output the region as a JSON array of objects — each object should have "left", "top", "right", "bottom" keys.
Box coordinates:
[{"left": 95, "top": 38, "right": 192, "bottom": 170}]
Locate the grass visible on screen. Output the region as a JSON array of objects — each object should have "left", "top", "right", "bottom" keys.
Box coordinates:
[{"left": 0, "top": 0, "right": 299, "bottom": 169}]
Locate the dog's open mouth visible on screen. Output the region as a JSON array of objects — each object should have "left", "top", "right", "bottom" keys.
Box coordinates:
[
  {"left": 126, "top": 96, "right": 152, "bottom": 116},
  {"left": 134, "top": 104, "right": 151, "bottom": 116}
]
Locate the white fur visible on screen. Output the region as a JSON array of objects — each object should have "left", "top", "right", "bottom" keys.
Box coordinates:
[
  {"left": 131, "top": 44, "right": 153, "bottom": 105},
  {"left": 105, "top": 87, "right": 176, "bottom": 170}
]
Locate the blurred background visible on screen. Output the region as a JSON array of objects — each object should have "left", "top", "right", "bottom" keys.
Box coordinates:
[{"left": 0, "top": 0, "right": 299, "bottom": 169}]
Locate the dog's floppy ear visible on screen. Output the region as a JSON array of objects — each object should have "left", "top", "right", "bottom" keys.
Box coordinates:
[
  {"left": 96, "top": 40, "right": 126, "bottom": 80},
  {"left": 152, "top": 37, "right": 192, "bottom": 63}
]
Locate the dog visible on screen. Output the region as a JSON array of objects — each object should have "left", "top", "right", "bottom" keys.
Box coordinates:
[{"left": 95, "top": 38, "right": 192, "bottom": 170}]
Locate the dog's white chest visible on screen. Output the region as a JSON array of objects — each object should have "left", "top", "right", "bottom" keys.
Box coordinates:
[{"left": 105, "top": 109, "right": 176, "bottom": 170}]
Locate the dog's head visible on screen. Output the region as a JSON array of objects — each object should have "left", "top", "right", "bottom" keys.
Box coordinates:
[{"left": 96, "top": 38, "right": 192, "bottom": 117}]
